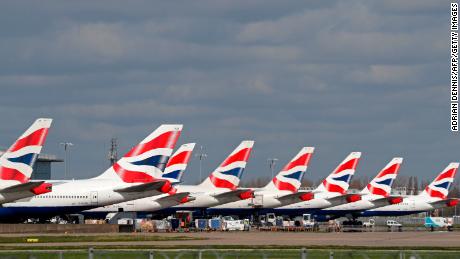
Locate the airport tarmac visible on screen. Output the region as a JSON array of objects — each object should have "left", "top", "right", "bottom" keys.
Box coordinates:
[{"left": 1, "top": 231, "right": 459, "bottom": 248}]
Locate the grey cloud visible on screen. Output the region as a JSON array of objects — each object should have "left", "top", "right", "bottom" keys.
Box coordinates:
[{"left": 0, "top": 1, "right": 456, "bottom": 184}]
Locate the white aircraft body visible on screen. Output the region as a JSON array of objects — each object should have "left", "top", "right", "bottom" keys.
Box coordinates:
[{"left": 0, "top": 124, "right": 183, "bottom": 221}]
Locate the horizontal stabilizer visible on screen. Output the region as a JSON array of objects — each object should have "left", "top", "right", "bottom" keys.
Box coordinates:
[
  {"left": 114, "top": 181, "right": 168, "bottom": 193},
  {"left": 276, "top": 191, "right": 314, "bottom": 205},
  {"left": 371, "top": 196, "right": 403, "bottom": 208},
  {"left": 156, "top": 192, "right": 195, "bottom": 206},
  {"left": 429, "top": 198, "right": 459, "bottom": 209},
  {"left": 212, "top": 189, "right": 254, "bottom": 201},
  {"left": 0, "top": 181, "right": 45, "bottom": 193},
  {"left": 325, "top": 193, "right": 361, "bottom": 207}
]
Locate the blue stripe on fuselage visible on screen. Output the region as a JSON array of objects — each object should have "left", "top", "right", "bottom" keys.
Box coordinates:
[
  {"left": 131, "top": 155, "right": 169, "bottom": 171},
  {"left": 219, "top": 168, "right": 243, "bottom": 178},
  {"left": 375, "top": 178, "right": 392, "bottom": 186},
  {"left": 283, "top": 171, "right": 303, "bottom": 181},
  {"left": 7, "top": 153, "right": 37, "bottom": 166},
  {"left": 332, "top": 174, "right": 351, "bottom": 183}
]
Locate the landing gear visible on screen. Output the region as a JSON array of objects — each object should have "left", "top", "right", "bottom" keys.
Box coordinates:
[{"left": 342, "top": 217, "right": 363, "bottom": 232}]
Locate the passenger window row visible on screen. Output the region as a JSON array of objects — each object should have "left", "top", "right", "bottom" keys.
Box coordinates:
[{"left": 36, "top": 195, "right": 88, "bottom": 199}]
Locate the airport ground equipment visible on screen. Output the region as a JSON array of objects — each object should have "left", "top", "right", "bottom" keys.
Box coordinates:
[{"left": 424, "top": 216, "right": 453, "bottom": 231}]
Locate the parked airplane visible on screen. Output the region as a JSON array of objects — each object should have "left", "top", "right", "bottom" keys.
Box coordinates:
[
  {"left": 206, "top": 147, "right": 315, "bottom": 215},
  {"left": 273, "top": 152, "right": 362, "bottom": 216},
  {"left": 0, "top": 124, "right": 183, "bottom": 222},
  {"left": 83, "top": 143, "right": 196, "bottom": 217},
  {"left": 361, "top": 162, "right": 459, "bottom": 217},
  {"left": 0, "top": 118, "right": 53, "bottom": 204},
  {"left": 153, "top": 140, "right": 255, "bottom": 216},
  {"left": 315, "top": 157, "right": 404, "bottom": 220}
]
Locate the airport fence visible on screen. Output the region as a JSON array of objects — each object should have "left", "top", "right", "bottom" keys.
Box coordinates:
[{"left": 3, "top": 248, "right": 460, "bottom": 259}]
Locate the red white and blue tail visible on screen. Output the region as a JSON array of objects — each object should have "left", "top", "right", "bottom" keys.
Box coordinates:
[
  {"left": 263, "top": 147, "right": 315, "bottom": 193},
  {"left": 419, "top": 162, "right": 459, "bottom": 200},
  {"left": 315, "top": 152, "right": 361, "bottom": 195},
  {"left": 199, "top": 140, "right": 254, "bottom": 190},
  {"left": 0, "top": 118, "right": 52, "bottom": 186},
  {"left": 95, "top": 124, "right": 183, "bottom": 183},
  {"left": 162, "top": 143, "right": 196, "bottom": 183},
  {"left": 361, "top": 157, "right": 403, "bottom": 197}
]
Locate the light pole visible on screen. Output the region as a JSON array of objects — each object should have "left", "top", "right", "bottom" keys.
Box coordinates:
[
  {"left": 60, "top": 142, "right": 74, "bottom": 179},
  {"left": 267, "top": 158, "right": 278, "bottom": 179},
  {"left": 195, "top": 145, "right": 207, "bottom": 182}
]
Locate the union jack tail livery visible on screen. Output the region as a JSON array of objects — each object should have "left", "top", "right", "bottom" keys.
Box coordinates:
[
  {"left": 315, "top": 152, "right": 361, "bottom": 194},
  {"left": 264, "top": 147, "right": 315, "bottom": 193},
  {"left": 95, "top": 124, "right": 183, "bottom": 183},
  {"left": 0, "top": 118, "right": 52, "bottom": 186},
  {"left": 361, "top": 157, "right": 403, "bottom": 197},
  {"left": 162, "top": 143, "right": 196, "bottom": 183},
  {"left": 199, "top": 140, "right": 254, "bottom": 190},
  {"left": 419, "top": 162, "right": 459, "bottom": 200}
]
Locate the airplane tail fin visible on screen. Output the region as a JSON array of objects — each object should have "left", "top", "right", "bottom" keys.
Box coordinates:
[
  {"left": 198, "top": 140, "right": 254, "bottom": 190},
  {"left": 418, "top": 162, "right": 459, "bottom": 200},
  {"left": 0, "top": 118, "right": 52, "bottom": 184},
  {"left": 361, "top": 157, "right": 403, "bottom": 197},
  {"left": 314, "top": 152, "right": 361, "bottom": 195},
  {"left": 95, "top": 124, "right": 183, "bottom": 183},
  {"left": 162, "top": 143, "right": 196, "bottom": 183},
  {"left": 263, "top": 147, "right": 315, "bottom": 193}
]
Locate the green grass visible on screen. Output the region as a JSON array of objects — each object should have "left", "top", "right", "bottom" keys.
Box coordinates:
[
  {"left": 1, "top": 244, "right": 460, "bottom": 251},
  {"left": 0, "top": 235, "right": 203, "bottom": 243},
  {"left": 0, "top": 249, "right": 458, "bottom": 259}
]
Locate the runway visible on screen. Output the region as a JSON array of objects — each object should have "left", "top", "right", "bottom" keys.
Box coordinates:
[{"left": 1, "top": 231, "right": 459, "bottom": 249}]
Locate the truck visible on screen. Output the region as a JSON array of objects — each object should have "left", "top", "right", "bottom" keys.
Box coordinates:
[
  {"left": 424, "top": 217, "right": 453, "bottom": 231},
  {"left": 294, "top": 214, "right": 316, "bottom": 229},
  {"left": 221, "top": 216, "right": 246, "bottom": 231},
  {"left": 265, "top": 213, "right": 276, "bottom": 226},
  {"left": 386, "top": 219, "right": 402, "bottom": 232},
  {"left": 362, "top": 219, "right": 375, "bottom": 228}
]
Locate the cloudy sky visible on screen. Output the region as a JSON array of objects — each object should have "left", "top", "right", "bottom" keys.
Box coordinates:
[{"left": 0, "top": 1, "right": 456, "bottom": 185}]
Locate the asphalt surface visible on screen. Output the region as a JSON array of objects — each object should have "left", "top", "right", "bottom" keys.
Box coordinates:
[{"left": 1, "top": 231, "right": 460, "bottom": 248}]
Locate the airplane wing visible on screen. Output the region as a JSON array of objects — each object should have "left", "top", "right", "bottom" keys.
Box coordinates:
[
  {"left": 275, "top": 191, "right": 314, "bottom": 205},
  {"left": 0, "top": 181, "right": 46, "bottom": 193},
  {"left": 155, "top": 192, "right": 195, "bottom": 207},
  {"left": 0, "top": 181, "right": 52, "bottom": 203},
  {"left": 114, "top": 180, "right": 168, "bottom": 193},
  {"left": 429, "top": 198, "right": 459, "bottom": 209},
  {"left": 325, "top": 193, "right": 361, "bottom": 207},
  {"left": 211, "top": 189, "right": 254, "bottom": 201},
  {"left": 370, "top": 196, "right": 403, "bottom": 208}
]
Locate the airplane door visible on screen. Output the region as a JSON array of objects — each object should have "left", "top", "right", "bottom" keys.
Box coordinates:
[
  {"left": 251, "top": 194, "right": 263, "bottom": 207},
  {"left": 90, "top": 191, "right": 98, "bottom": 206}
]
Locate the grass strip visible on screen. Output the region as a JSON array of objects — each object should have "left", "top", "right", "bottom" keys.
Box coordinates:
[{"left": 0, "top": 235, "right": 204, "bottom": 243}]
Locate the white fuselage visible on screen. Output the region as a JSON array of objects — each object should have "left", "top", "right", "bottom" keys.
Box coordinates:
[
  {"left": 0, "top": 179, "right": 164, "bottom": 219},
  {"left": 364, "top": 195, "right": 435, "bottom": 214},
  {"left": 85, "top": 184, "right": 243, "bottom": 213},
  {"left": 211, "top": 189, "right": 292, "bottom": 209},
  {"left": 322, "top": 194, "right": 381, "bottom": 211},
  {"left": 277, "top": 192, "right": 342, "bottom": 210}
]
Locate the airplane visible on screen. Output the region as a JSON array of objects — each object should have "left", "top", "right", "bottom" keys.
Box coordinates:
[
  {"left": 0, "top": 118, "right": 53, "bottom": 204},
  {"left": 272, "top": 152, "right": 362, "bottom": 216},
  {"left": 152, "top": 140, "right": 255, "bottom": 216},
  {"left": 83, "top": 143, "right": 196, "bottom": 217},
  {"left": 206, "top": 147, "right": 315, "bottom": 215},
  {"left": 314, "top": 157, "right": 404, "bottom": 221},
  {"left": 360, "top": 162, "right": 459, "bottom": 217},
  {"left": 0, "top": 124, "right": 183, "bottom": 222}
]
